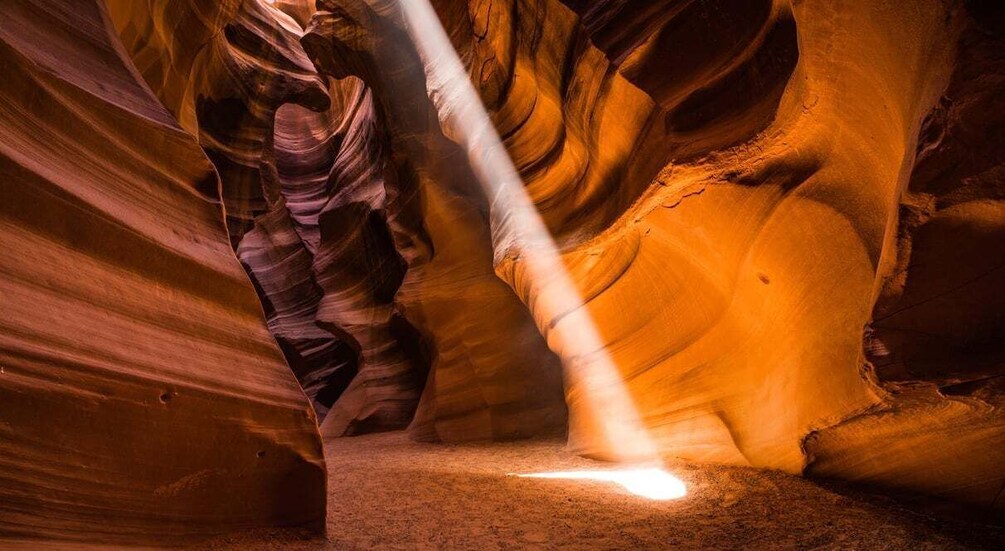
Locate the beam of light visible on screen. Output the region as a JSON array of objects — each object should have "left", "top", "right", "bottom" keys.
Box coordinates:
[
  {"left": 510, "top": 469, "right": 687, "bottom": 501},
  {"left": 393, "top": 0, "right": 678, "bottom": 473},
  {"left": 393, "top": 0, "right": 658, "bottom": 458}
]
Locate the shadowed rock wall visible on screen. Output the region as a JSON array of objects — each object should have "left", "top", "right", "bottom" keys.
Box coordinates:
[
  {"left": 0, "top": 0, "right": 326, "bottom": 544},
  {"left": 2, "top": 1, "right": 1002, "bottom": 544},
  {"left": 108, "top": 0, "right": 568, "bottom": 441},
  {"left": 302, "top": 0, "right": 1005, "bottom": 512}
]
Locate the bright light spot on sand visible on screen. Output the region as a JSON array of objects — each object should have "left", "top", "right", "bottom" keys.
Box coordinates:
[{"left": 512, "top": 469, "right": 687, "bottom": 501}]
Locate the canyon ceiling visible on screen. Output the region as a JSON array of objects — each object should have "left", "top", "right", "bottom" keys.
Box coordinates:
[{"left": 1, "top": 0, "right": 1003, "bottom": 544}]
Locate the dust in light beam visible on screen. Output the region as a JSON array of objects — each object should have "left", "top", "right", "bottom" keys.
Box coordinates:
[{"left": 393, "top": 0, "right": 686, "bottom": 499}]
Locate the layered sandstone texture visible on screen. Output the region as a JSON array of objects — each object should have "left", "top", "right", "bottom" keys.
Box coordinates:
[
  {"left": 0, "top": 0, "right": 325, "bottom": 545},
  {"left": 299, "top": 0, "right": 1005, "bottom": 512},
  {"left": 107, "top": 0, "right": 569, "bottom": 443},
  {"left": 1, "top": 0, "right": 1004, "bottom": 545}
]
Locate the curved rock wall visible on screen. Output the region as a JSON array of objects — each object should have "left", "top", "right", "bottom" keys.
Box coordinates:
[
  {"left": 808, "top": 3, "right": 1005, "bottom": 510},
  {"left": 303, "top": 0, "right": 569, "bottom": 441},
  {"left": 4, "top": 1, "right": 1002, "bottom": 541},
  {"left": 270, "top": 82, "right": 427, "bottom": 435},
  {"left": 0, "top": 0, "right": 325, "bottom": 544},
  {"left": 519, "top": 0, "right": 1002, "bottom": 510},
  {"left": 301, "top": 0, "right": 1004, "bottom": 511},
  {"left": 108, "top": 0, "right": 378, "bottom": 422},
  {"left": 109, "top": 0, "right": 567, "bottom": 440}
]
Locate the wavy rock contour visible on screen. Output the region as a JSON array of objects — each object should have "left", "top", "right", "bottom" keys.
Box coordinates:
[{"left": 0, "top": 0, "right": 326, "bottom": 544}]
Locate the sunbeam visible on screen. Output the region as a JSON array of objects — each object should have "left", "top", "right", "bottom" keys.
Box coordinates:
[{"left": 394, "top": 0, "right": 671, "bottom": 469}]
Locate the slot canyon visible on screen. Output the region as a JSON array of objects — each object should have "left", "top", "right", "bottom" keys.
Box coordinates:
[{"left": 1, "top": 0, "right": 1004, "bottom": 548}]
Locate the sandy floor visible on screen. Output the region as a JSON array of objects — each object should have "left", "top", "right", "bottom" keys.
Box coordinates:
[{"left": 202, "top": 431, "right": 1005, "bottom": 550}]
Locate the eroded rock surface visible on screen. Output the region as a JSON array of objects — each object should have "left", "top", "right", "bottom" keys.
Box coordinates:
[
  {"left": 0, "top": 0, "right": 325, "bottom": 544},
  {"left": 2, "top": 1, "right": 1003, "bottom": 544},
  {"left": 107, "top": 0, "right": 569, "bottom": 440},
  {"left": 303, "top": 0, "right": 569, "bottom": 441},
  {"left": 300, "top": 0, "right": 1004, "bottom": 512}
]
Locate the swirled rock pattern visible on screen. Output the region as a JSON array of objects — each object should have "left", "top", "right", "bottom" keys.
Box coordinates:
[
  {"left": 108, "top": 0, "right": 378, "bottom": 422},
  {"left": 110, "top": 0, "right": 567, "bottom": 439},
  {"left": 2, "top": 0, "right": 1004, "bottom": 544},
  {"left": 270, "top": 82, "right": 428, "bottom": 435},
  {"left": 303, "top": 0, "right": 1004, "bottom": 512},
  {"left": 808, "top": 2, "right": 1005, "bottom": 509},
  {"left": 303, "top": 0, "right": 569, "bottom": 441},
  {"left": 0, "top": 0, "right": 325, "bottom": 545}
]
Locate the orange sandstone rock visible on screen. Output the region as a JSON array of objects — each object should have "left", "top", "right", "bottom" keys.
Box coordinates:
[
  {"left": 0, "top": 0, "right": 325, "bottom": 544},
  {"left": 2, "top": 2, "right": 1003, "bottom": 544}
]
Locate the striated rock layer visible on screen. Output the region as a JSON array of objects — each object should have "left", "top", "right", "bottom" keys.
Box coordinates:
[
  {"left": 0, "top": 0, "right": 325, "bottom": 545},
  {"left": 301, "top": 0, "right": 1005, "bottom": 512},
  {"left": 506, "top": 0, "right": 1003, "bottom": 511},
  {"left": 109, "top": 0, "right": 568, "bottom": 440},
  {"left": 107, "top": 0, "right": 365, "bottom": 421},
  {"left": 808, "top": 1, "right": 1005, "bottom": 509},
  {"left": 303, "top": 0, "right": 569, "bottom": 441},
  {"left": 2, "top": 0, "right": 1003, "bottom": 542}
]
